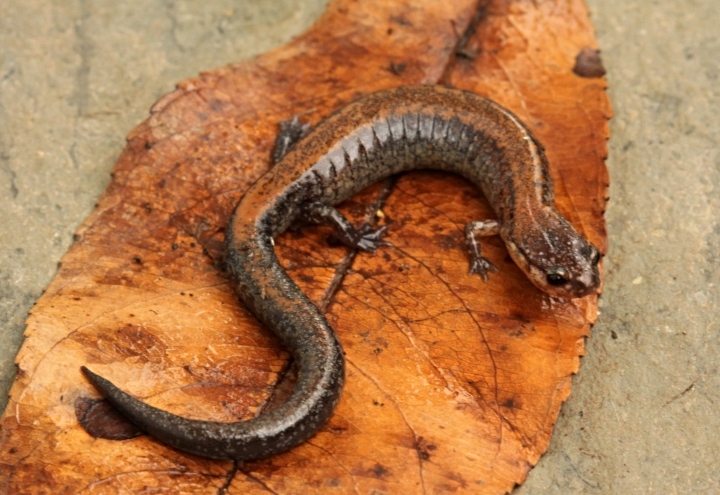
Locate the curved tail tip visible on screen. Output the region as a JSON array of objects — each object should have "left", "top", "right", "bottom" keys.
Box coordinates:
[
  {"left": 81, "top": 366, "right": 111, "bottom": 390},
  {"left": 80, "top": 365, "right": 95, "bottom": 379}
]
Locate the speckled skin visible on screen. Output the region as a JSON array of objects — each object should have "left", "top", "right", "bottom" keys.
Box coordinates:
[{"left": 83, "top": 85, "right": 600, "bottom": 460}]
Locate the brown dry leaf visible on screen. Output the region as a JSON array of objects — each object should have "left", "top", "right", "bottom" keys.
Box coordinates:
[{"left": 0, "top": 0, "right": 610, "bottom": 493}]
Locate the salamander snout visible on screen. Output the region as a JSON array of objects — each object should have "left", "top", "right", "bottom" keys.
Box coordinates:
[
  {"left": 505, "top": 216, "right": 602, "bottom": 299},
  {"left": 540, "top": 243, "right": 601, "bottom": 298}
]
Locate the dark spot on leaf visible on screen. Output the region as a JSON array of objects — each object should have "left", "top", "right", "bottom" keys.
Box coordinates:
[
  {"left": 297, "top": 273, "right": 316, "bottom": 285},
  {"left": 210, "top": 99, "right": 226, "bottom": 112},
  {"left": 322, "top": 421, "right": 349, "bottom": 435},
  {"left": 372, "top": 463, "right": 389, "bottom": 478},
  {"left": 573, "top": 47, "right": 606, "bottom": 78},
  {"left": 416, "top": 436, "right": 436, "bottom": 460},
  {"left": 437, "top": 234, "right": 459, "bottom": 250},
  {"left": 506, "top": 326, "right": 526, "bottom": 338},
  {"left": 390, "top": 15, "right": 412, "bottom": 26},
  {"left": 388, "top": 62, "right": 407, "bottom": 75}
]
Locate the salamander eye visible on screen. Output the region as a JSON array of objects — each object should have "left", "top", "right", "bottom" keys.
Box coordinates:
[{"left": 546, "top": 267, "right": 569, "bottom": 286}]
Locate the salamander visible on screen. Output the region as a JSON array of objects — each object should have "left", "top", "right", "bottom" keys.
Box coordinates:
[{"left": 82, "top": 85, "right": 601, "bottom": 460}]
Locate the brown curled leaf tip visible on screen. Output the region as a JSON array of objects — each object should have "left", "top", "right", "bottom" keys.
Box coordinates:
[
  {"left": 573, "top": 47, "right": 606, "bottom": 78},
  {"left": 75, "top": 393, "right": 144, "bottom": 441}
]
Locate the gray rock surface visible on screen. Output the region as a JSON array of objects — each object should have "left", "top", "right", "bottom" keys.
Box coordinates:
[{"left": 1, "top": 1, "right": 717, "bottom": 493}]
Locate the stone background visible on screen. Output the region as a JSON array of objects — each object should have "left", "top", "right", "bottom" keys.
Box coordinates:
[{"left": 1, "top": 1, "right": 718, "bottom": 493}]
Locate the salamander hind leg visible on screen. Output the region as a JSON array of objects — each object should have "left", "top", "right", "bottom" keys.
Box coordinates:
[
  {"left": 303, "top": 203, "right": 391, "bottom": 252},
  {"left": 464, "top": 220, "right": 501, "bottom": 281}
]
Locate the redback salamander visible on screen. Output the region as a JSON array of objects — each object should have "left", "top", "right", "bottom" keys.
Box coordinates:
[{"left": 83, "top": 85, "right": 601, "bottom": 460}]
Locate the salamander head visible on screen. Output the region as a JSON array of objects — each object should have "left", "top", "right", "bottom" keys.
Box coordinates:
[{"left": 504, "top": 211, "right": 601, "bottom": 298}]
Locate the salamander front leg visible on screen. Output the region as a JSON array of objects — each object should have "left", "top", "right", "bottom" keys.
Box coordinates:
[
  {"left": 464, "top": 220, "right": 500, "bottom": 281},
  {"left": 272, "top": 116, "right": 311, "bottom": 164},
  {"left": 303, "top": 203, "right": 390, "bottom": 252}
]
